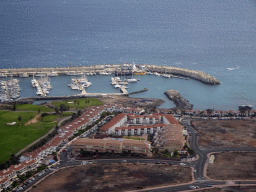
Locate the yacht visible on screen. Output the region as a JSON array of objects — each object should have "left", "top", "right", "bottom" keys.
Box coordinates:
[
  {"left": 48, "top": 71, "right": 58, "bottom": 77},
  {"left": 19, "top": 73, "right": 29, "bottom": 78}
]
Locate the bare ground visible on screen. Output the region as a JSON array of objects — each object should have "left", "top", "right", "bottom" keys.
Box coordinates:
[
  {"left": 98, "top": 95, "right": 164, "bottom": 109},
  {"left": 30, "top": 164, "right": 192, "bottom": 192},
  {"left": 191, "top": 119, "right": 256, "bottom": 148},
  {"left": 207, "top": 152, "right": 256, "bottom": 180},
  {"left": 197, "top": 186, "right": 256, "bottom": 192},
  {"left": 25, "top": 114, "right": 40, "bottom": 125}
]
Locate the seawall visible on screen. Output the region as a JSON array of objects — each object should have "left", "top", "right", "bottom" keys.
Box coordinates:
[{"left": 164, "top": 89, "right": 193, "bottom": 110}]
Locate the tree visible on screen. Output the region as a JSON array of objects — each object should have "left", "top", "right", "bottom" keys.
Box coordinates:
[
  {"left": 164, "top": 149, "right": 169, "bottom": 154},
  {"left": 55, "top": 107, "right": 60, "bottom": 114},
  {"left": 59, "top": 104, "right": 69, "bottom": 114},
  {"left": 206, "top": 109, "right": 213, "bottom": 118},
  {"left": 17, "top": 115, "right": 22, "bottom": 124},
  {"left": 77, "top": 110, "right": 82, "bottom": 116},
  {"left": 38, "top": 109, "right": 41, "bottom": 114},
  {"left": 12, "top": 101, "right": 17, "bottom": 111},
  {"left": 173, "top": 150, "right": 179, "bottom": 156},
  {"left": 40, "top": 113, "right": 48, "bottom": 121}
]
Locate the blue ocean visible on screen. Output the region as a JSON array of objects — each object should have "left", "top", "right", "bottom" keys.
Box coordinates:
[{"left": 1, "top": 0, "right": 256, "bottom": 111}]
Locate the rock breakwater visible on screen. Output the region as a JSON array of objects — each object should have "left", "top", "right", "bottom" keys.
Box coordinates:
[
  {"left": 164, "top": 89, "right": 193, "bottom": 110},
  {"left": 146, "top": 65, "right": 221, "bottom": 85}
]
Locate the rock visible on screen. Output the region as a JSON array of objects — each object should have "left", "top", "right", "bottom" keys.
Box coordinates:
[{"left": 164, "top": 89, "right": 193, "bottom": 110}]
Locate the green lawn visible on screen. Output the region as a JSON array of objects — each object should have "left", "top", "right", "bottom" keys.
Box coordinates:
[
  {"left": 16, "top": 104, "right": 54, "bottom": 112},
  {"left": 0, "top": 111, "right": 58, "bottom": 163},
  {"left": 124, "top": 136, "right": 145, "bottom": 140},
  {"left": 51, "top": 98, "right": 103, "bottom": 109}
]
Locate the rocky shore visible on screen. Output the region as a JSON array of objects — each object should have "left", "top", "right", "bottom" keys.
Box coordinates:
[
  {"left": 164, "top": 89, "right": 193, "bottom": 110},
  {"left": 146, "top": 64, "right": 221, "bottom": 85}
]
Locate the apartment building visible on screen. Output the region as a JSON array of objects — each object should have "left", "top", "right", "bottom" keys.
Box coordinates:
[
  {"left": 72, "top": 138, "right": 152, "bottom": 156},
  {"left": 153, "top": 124, "right": 185, "bottom": 152}
]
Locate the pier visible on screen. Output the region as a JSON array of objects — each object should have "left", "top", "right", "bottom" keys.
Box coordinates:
[{"left": 164, "top": 89, "right": 193, "bottom": 110}]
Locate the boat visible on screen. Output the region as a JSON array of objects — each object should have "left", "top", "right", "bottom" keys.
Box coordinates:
[
  {"left": 134, "top": 72, "right": 146, "bottom": 75},
  {"left": 35, "top": 73, "right": 47, "bottom": 77},
  {"left": 66, "top": 72, "right": 83, "bottom": 76},
  {"left": 48, "top": 71, "right": 58, "bottom": 77},
  {"left": 19, "top": 73, "right": 29, "bottom": 78},
  {"left": 0, "top": 73, "right": 7, "bottom": 78}
]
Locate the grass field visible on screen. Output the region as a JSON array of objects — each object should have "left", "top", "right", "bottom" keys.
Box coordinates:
[
  {"left": 51, "top": 98, "right": 103, "bottom": 109},
  {"left": 16, "top": 104, "right": 54, "bottom": 112},
  {"left": 0, "top": 111, "right": 58, "bottom": 163}
]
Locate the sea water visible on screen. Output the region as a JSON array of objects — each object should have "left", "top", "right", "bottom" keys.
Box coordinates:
[{"left": 1, "top": 0, "right": 256, "bottom": 111}]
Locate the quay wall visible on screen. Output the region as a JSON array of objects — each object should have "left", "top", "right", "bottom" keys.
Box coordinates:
[
  {"left": 164, "top": 89, "right": 193, "bottom": 110},
  {"left": 0, "top": 64, "right": 221, "bottom": 85}
]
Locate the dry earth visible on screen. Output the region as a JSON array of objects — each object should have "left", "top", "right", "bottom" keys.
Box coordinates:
[
  {"left": 191, "top": 119, "right": 256, "bottom": 148},
  {"left": 25, "top": 114, "right": 40, "bottom": 125},
  {"left": 30, "top": 164, "right": 191, "bottom": 192},
  {"left": 207, "top": 152, "right": 256, "bottom": 180},
  {"left": 98, "top": 95, "right": 164, "bottom": 109},
  {"left": 197, "top": 186, "right": 256, "bottom": 192}
]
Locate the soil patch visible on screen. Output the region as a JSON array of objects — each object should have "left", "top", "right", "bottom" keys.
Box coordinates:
[
  {"left": 207, "top": 152, "right": 256, "bottom": 180},
  {"left": 197, "top": 186, "right": 256, "bottom": 192},
  {"left": 191, "top": 119, "right": 256, "bottom": 148},
  {"left": 30, "top": 164, "right": 191, "bottom": 192},
  {"left": 98, "top": 95, "right": 164, "bottom": 109},
  {"left": 25, "top": 114, "right": 40, "bottom": 125}
]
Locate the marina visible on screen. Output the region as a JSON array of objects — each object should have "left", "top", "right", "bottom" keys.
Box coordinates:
[{"left": 0, "top": 78, "right": 21, "bottom": 102}]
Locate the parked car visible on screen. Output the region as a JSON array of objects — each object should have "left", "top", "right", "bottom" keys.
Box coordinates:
[
  {"left": 207, "top": 184, "right": 213, "bottom": 187},
  {"left": 189, "top": 185, "right": 196, "bottom": 189},
  {"left": 121, "top": 160, "right": 127, "bottom": 163},
  {"left": 155, "top": 162, "right": 161, "bottom": 164},
  {"left": 180, "top": 163, "right": 186, "bottom": 166}
]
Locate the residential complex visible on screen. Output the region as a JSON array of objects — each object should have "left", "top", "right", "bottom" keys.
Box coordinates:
[{"left": 73, "top": 138, "right": 152, "bottom": 156}]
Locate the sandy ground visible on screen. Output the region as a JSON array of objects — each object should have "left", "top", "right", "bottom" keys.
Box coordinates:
[
  {"left": 207, "top": 152, "right": 256, "bottom": 180},
  {"left": 30, "top": 164, "right": 191, "bottom": 192},
  {"left": 98, "top": 95, "right": 164, "bottom": 109},
  {"left": 25, "top": 114, "right": 40, "bottom": 125},
  {"left": 196, "top": 186, "right": 256, "bottom": 192},
  {"left": 191, "top": 119, "right": 256, "bottom": 148}
]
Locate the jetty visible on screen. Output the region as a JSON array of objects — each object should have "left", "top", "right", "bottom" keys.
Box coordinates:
[{"left": 164, "top": 89, "right": 193, "bottom": 110}]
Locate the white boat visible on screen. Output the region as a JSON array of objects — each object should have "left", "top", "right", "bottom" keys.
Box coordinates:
[
  {"left": 35, "top": 73, "right": 47, "bottom": 77},
  {"left": 36, "top": 90, "right": 42, "bottom": 96},
  {"left": 19, "top": 73, "right": 29, "bottom": 78},
  {"left": 66, "top": 72, "right": 83, "bottom": 76},
  {"left": 48, "top": 71, "right": 58, "bottom": 77},
  {"left": 114, "top": 84, "right": 120, "bottom": 88}
]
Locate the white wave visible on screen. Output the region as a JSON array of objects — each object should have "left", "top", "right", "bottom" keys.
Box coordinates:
[{"left": 227, "top": 66, "right": 240, "bottom": 71}]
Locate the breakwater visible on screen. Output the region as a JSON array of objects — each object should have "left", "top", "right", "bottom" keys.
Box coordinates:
[
  {"left": 146, "top": 65, "right": 221, "bottom": 85},
  {"left": 0, "top": 64, "right": 221, "bottom": 85},
  {"left": 164, "top": 89, "right": 193, "bottom": 110},
  {"left": 129, "top": 88, "right": 148, "bottom": 95}
]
